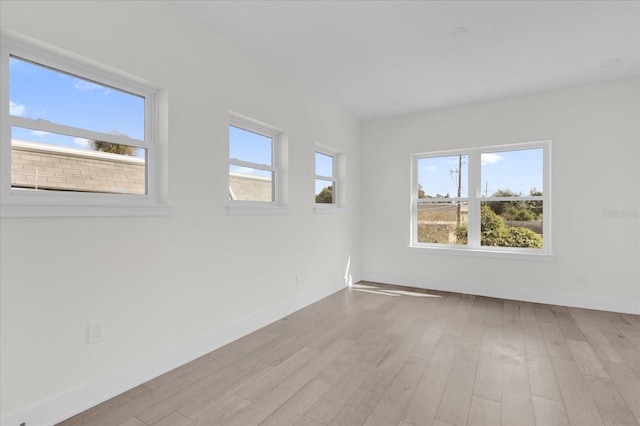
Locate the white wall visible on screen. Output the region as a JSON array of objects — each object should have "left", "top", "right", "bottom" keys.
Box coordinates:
[
  {"left": 361, "top": 77, "right": 640, "bottom": 314},
  {"left": 0, "top": 1, "right": 360, "bottom": 422}
]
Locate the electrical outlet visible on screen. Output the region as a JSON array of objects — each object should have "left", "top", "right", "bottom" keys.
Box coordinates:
[{"left": 88, "top": 321, "right": 103, "bottom": 344}]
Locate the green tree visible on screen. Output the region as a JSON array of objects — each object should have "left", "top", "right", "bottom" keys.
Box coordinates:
[
  {"left": 418, "top": 183, "right": 426, "bottom": 199},
  {"left": 315, "top": 186, "right": 333, "bottom": 203},
  {"left": 526, "top": 189, "right": 543, "bottom": 218},
  {"left": 502, "top": 205, "right": 536, "bottom": 221},
  {"left": 455, "top": 205, "right": 542, "bottom": 248},
  {"left": 484, "top": 188, "right": 521, "bottom": 216},
  {"left": 90, "top": 140, "right": 137, "bottom": 156}
]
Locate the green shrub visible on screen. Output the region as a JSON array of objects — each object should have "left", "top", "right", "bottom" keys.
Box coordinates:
[{"left": 455, "top": 206, "right": 542, "bottom": 248}]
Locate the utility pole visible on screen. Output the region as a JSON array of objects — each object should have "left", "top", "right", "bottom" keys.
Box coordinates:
[{"left": 456, "top": 155, "right": 462, "bottom": 225}]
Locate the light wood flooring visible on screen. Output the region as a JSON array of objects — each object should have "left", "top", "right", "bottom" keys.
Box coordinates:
[{"left": 58, "top": 282, "right": 640, "bottom": 426}]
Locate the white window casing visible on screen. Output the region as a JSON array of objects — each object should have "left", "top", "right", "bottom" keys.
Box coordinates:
[
  {"left": 227, "top": 111, "right": 289, "bottom": 215},
  {"left": 314, "top": 142, "right": 345, "bottom": 214},
  {"left": 411, "top": 141, "right": 552, "bottom": 260},
  {"left": 0, "top": 35, "right": 170, "bottom": 217}
]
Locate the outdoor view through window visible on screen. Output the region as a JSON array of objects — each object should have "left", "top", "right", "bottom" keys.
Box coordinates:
[
  {"left": 9, "top": 56, "right": 146, "bottom": 195},
  {"left": 315, "top": 151, "right": 334, "bottom": 204},
  {"left": 416, "top": 147, "right": 545, "bottom": 250},
  {"left": 228, "top": 124, "right": 275, "bottom": 202}
]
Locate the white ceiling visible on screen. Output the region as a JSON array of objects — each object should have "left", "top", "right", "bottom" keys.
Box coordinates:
[{"left": 170, "top": 0, "right": 640, "bottom": 121}]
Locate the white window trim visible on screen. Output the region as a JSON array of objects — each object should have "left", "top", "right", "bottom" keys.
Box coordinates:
[
  {"left": 314, "top": 142, "right": 345, "bottom": 214},
  {"left": 0, "top": 35, "right": 170, "bottom": 217},
  {"left": 411, "top": 140, "right": 552, "bottom": 260},
  {"left": 227, "top": 112, "right": 288, "bottom": 215}
]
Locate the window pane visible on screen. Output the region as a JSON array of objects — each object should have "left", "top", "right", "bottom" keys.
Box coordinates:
[
  {"left": 417, "top": 155, "right": 468, "bottom": 198},
  {"left": 417, "top": 201, "right": 467, "bottom": 244},
  {"left": 229, "top": 125, "right": 272, "bottom": 166},
  {"left": 9, "top": 56, "right": 145, "bottom": 140},
  {"left": 11, "top": 127, "right": 146, "bottom": 195},
  {"left": 315, "top": 179, "right": 333, "bottom": 204},
  {"left": 481, "top": 148, "right": 543, "bottom": 197},
  {"left": 315, "top": 152, "right": 333, "bottom": 178},
  {"left": 480, "top": 202, "right": 543, "bottom": 249},
  {"left": 229, "top": 165, "right": 273, "bottom": 201}
]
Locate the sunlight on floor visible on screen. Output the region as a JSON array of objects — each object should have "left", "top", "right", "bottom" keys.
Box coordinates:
[{"left": 351, "top": 283, "right": 442, "bottom": 298}]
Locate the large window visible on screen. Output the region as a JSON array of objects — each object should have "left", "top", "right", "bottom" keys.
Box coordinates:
[
  {"left": 412, "top": 141, "right": 551, "bottom": 257},
  {"left": 1, "top": 37, "right": 166, "bottom": 217},
  {"left": 228, "top": 113, "right": 286, "bottom": 212}
]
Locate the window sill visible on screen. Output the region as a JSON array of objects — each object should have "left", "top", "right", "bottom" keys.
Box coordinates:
[
  {"left": 313, "top": 206, "right": 345, "bottom": 215},
  {"left": 409, "top": 245, "right": 555, "bottom": 262},
  {"left": 227, "top": 204, "right": 290, "bottom": 216},
  {"left": 1, "top": 203, "right": 172, "bottom": 218}
]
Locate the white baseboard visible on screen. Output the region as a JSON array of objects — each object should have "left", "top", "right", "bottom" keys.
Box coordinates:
[
  {"left": 358, "top": 272, "right": 640, "bottom": 315},
  {"left": 1, "top": 280, "right": 346, "bottom": 426}
]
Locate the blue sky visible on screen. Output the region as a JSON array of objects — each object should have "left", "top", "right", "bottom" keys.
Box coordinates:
[
  {"left": 9, "top": 56, "right": 145, "bottom": 156},
  {"left": 418, "top": 149, "right": 543, "bottom": 198}
]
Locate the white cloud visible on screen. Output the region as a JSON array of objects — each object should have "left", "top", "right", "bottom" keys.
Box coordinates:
[
  {"left": 9, "top": 100, "right": 26, "bottom": 116},
  {"left": 424, "top": 165, "right": 437, "bottom": 173},
  {"left": 74, "top": 137, "right": 90, "bottom": 148},
  {"left": 32, "top": 130, "right": 51, "bottom": 137},
  {"left": 481, "top": 153, "right": 502, "bottom": 166},
  {"left": 74, "top": 79, "right": 112, "bottom": 94},
  {"left": 74, "top": 79, "right": 101, "bottom": 91}
]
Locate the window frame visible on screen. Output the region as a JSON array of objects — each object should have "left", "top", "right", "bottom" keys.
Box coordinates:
[
  {"left": 411, "top": 141, "right": 552, "bottom": 260},
  {"left": 227, "top": 112, "right": 288, "bottom": 215},
  {"left": 314, "top": 147, "right": 337, "bottom": 206},
  {"left": 313, "top": 143, "right": 345, "bottom": 214},
  {"left": 0, "top": 36, "right": 169, "bottom": 217}
]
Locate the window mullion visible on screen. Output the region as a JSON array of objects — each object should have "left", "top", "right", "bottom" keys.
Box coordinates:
[
  {"left": 9, "top": 116, "right": 148, "bottom": 148},
  {"left": 467, "top": 150, "right": 481, "bottom": 248},
  {"left": 229, "top": 158, "right": 276, "bottom": 172}
]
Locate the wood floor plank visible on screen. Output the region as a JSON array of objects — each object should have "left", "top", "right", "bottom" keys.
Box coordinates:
[
  {"left": 531, "top": 396, "right": 570, "bottom": 426},
  {"left": 68, "top": 378, "right": 192, "bottom": 426},
  {"left": 434, "top": 344, "right": 479, "bottom": 426},
  {"left": 363, "top": 356, "right": 427, "bottom": 426},
  {"left": 293, "top": 415, "right": 327, "bottom": 426},
  {"left": 502, "top": 373, "right": 535, "bottom": 426},
  {"left": 474, "top": 346, "right": 502, "bottom": 402},
  {"left": 116, "top": 418, "right": 147, "bottom": 426},
  {"left": 151, "top": 411, "right": 191, "bottom": 426},
  {"left": 566, "top": 339, "right": 610, "bottom": 379},
  {"left": 539, "top": 320, "right": 574, "bottom": 361},
  {"left": 468, "top": 395, "right": 502, "bottom": 426},
  {"left": 569, "top": 309, "right": 624, "bottom": 364},
  {"left": 304, "top": 362, "right": 376, "bottom": 424},
  {"left": 225, "top": 338, "right": 353, "bottom": 426},
  {"left": 519, "top": 302, "right": 549, "bottom": 357},
  {"left": 60, "top": 385, "right": 151, "bottom": 426},
  {"left": 188, "top": 395, "right": 251, "bottom": 426},
  {"left": 527, "top": 354, "right": 563, "bottom": 402},
  {"left": 584, "top": 375, "right": 640, "bottom": 426},
  {"left": 328, "top": 368, "right": 397, "bottom": 426},
  {"left": 141, "top": 361, "right": 270, "bottom": 422},
  {"left": 260, "top": 379, "right": 330, "bottom": 426},
  {"left": 551, "top": 356, "right": 605, "bottom": 426},
  {"left": 553, "top": 311, "right": 587, "bottom": 342},
  {"left": 236, "top": 346, "right": 319, "bottom": 401},
  {"left": 588, "top": 310, "right": 640, "bottom": 378},
  {"left": 403, "top": 334, "right": 459, "bottom": 426},
  {"left": 501, "top": 300, "right": 535, "bottom": 426},
  {"left": 600, "top": 359, "right": 640, "bottom": 421}
]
